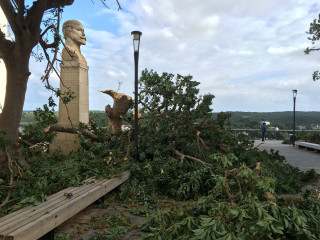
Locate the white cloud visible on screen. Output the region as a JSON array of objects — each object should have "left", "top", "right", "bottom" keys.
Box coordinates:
[
  {"left": 21, "top": 0, "right": 320, "bottom": 112},
  {"left": 268, "top": 46, "right": 299, "bottom": 55}
]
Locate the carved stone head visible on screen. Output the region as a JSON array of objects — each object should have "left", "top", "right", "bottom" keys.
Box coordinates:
[
  {"left": 62, "top": 20, "right": 86, "bottom": 46},
  {"left": 62, "top": 20, "right": 87, "bottom": 64}
]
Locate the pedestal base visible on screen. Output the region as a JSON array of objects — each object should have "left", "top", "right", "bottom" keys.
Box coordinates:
[{"left": 49, "top": 132, "right": 80, "bottom": 154}]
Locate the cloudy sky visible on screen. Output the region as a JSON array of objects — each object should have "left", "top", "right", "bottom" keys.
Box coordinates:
[{"left": 23, "top": 0, "right": 320, "bottom": 112}]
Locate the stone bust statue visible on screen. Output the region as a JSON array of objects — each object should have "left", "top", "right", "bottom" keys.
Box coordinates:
[{"left": 62, "top": 20, "right": 87, "bottom": 65}]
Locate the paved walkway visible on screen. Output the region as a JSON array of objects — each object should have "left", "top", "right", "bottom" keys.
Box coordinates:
[{"left": 254, "top": 140, "right": 320, "bottom": 173}]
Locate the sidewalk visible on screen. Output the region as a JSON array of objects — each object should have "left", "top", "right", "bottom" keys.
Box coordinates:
[{"left": 254, "top": 140, "right": 320, "bottom": 173}]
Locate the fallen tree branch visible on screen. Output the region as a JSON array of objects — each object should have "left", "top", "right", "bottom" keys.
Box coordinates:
[
  {"left": 275, "top": 193, "right": 320, "bottom": 202},
  {"left": 112, "top": 143, "right": 131, "bottom": 166},
  {"left": 224, "top": 168, "right": 242, "bottom": 202},
  {"left": 0, "top": 185, "right": 15, "bottom": 189},
  {"left": 196, "top": 115, "right": 208, "bottom": 130},
  {"left": 174, "top": 149, "right": 212, "bottom": 167},
  {"left": 148, "top": 104, "right": 177, "bottom": 127},
  {"left": 0, "top": 149, "right": 14, "bottom": 208},
  {"left": 47, "top": 125, "right": 99, "bottom": 141},
  {"left": 18, "top": 137, "right": 34, "bottom": 147},
  {"left": 112, "top": 131, "right": 132, "bottom": 166},
  {"left": 196, "top": 131, "right": 208, "bottom": 150}
]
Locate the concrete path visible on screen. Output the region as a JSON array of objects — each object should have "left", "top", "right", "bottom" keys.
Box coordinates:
[{"left": 254, "top": 140, "right": 320, "bottom": 173}]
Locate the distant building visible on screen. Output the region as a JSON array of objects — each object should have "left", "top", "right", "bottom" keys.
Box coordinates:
[
  {"left": 311, "top": 124, "right": 320, "bottom": 130},
  {"left": 297, "top": 125, "right": 306, "bottom": 130},
  {"left": 261, "top": 121, "right": 270, "bottom": 125}
]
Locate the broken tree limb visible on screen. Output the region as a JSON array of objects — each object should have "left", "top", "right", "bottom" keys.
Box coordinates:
[
  {"left": 196, "top": 115, "right": 208, "bottom": 130},
  {"left": 174, "top": 149, "right": 212, "bottom": 167},
  {"left": 224, "top": 168, "right": 242, "bottom": 202},
  {"left": 48, "top": 125, "right": 99, "bottom": 141},
  {"left": 196, "top": 131, "right": 208, "bottom": 150},
  {"left": 0, "top": 149, "right": 14, "bottom": 208},
  {"left": 101, "top": 90, "right": 133, "bottom": 132}
]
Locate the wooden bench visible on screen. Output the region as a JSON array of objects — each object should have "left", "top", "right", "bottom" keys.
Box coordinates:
[
  {"left": 295, "top": 142, "right": 320, "bottom": 152},
  {"left": 0, "top": 171, "right": 130, "bottom": 240}
]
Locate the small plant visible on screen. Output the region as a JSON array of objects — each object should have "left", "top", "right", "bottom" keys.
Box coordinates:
[
  {"left": 90, "top": 215, "right": 132, "bottom": 240},
  {"left": 54, "top": 233, "right": 72, "bottom": 240},
  {"left": 301, "top": 169, "right": 319, "bottom": 182}
]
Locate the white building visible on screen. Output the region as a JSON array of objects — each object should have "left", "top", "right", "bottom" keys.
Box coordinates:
[
  {"left": 261, "top": 121, "right": 270, "bottom": 126},
  {"left": 0, "top": 7, "right": 8, "bottom": 113}
]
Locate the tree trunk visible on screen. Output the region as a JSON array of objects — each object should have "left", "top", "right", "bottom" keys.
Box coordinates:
[
  {"left": 102, "top": 90, "right": 133, "bottom": 132},
  {"left": 0, "top": 55, "right": 30, "bottom": 143},
  {"left": 0, "top": 51, "right": 31, "bottom": 169},
  {"left": 0, "top": 0, "right": 77, "bottom": 171}
]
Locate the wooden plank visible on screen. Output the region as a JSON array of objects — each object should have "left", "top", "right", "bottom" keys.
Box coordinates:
[
  {"left": 9, "top": 171, "right": 130, "bottom": 240},
  {"left": 0, "top": 181, "right": 104, "bottom": 232},
  {"left": 1, "top": 171, "right": 130, "bottom": 240},
  {"left": 0, "top": 176, "right": 123, "bottom": 239},
  {"left": 0, "top": 187, "right": 73, "bottom": 225},
  {"left": 0, "top": 179, "right": 106, "bottom": 234}
]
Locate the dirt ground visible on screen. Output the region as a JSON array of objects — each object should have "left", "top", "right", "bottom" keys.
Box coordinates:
[
  {"left": 54, "top": 195, "right": 185, "bottom": 240},
  {"left": 55, "top": 202, "right": 146, "bottom": 240}
]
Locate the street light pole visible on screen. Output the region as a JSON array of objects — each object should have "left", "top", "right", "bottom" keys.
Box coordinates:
[
  {"left": 292, "top": 89, "right": 297, "bottom": 147},
  {"left": 131, "top": 31, "right": 142, "bottom": 162}
]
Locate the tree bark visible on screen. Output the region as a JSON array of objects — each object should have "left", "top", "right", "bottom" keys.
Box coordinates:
[
  {"left": 0, "top": 49, "right": 32, "bottom": 168},
  {"left": 102, "top": 90, "right": 133, "bottom": 132},
  {"left": 0, "top": 55, "right": 30, "bottom": 143},
  {"left": 48, "top": 125, "right": 99, "bottom": 141}
]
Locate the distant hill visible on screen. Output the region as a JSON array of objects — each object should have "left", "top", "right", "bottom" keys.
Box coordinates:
[
  {"left": 212, "top": 111, "right": 320, "bottom": 130},
  {"left": 21, "top": 111, "right": 320, "bottom": 130},
  {"left": 21, "top": 111, "right": 109, "bottom": 127}
]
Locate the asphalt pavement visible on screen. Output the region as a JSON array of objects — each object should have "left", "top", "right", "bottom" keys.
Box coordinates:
[{"left": 254, "top": 140, "right": 320, "bottom": 173}]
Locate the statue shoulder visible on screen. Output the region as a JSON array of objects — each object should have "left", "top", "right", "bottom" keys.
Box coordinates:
[
  {"left": 61, "top": 47, "right": 87, "bottom": 65},
  {"left": 62, "top": 47, "right": 78, "bottom": 62}
]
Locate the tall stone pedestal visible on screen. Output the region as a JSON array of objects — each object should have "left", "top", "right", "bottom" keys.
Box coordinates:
[{"left": 49, "top": 62, "right": 89, "bottom": 154}]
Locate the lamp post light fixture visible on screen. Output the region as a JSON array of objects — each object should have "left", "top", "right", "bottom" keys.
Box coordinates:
[
  {"left": 292, "top": 89, "right": 297, "bottom": 147},
  {"left": 131, "top": 31, "right": 142, "bottom": 162}
]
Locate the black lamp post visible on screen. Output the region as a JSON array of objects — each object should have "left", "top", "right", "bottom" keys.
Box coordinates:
[
  {"left": 131, "top": 31, "right": 142, "bottom": 162},
  {"left": 292, "top": 89, "right": 297, "bottom": 147}
]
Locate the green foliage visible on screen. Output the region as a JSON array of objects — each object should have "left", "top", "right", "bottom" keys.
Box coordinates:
[
  {"left": 89, "top": 111, "right": 109, "bottom": 127},
  {"left": 138, "top": 69, "right": 215, "bottom": 160},
  {"left": 89, "top": 215, "right": 132, "bottom": 240},
  {"left": 238, "top": 149, "right": 303, "bottom": 194},
  {"left": 305, "top": 13, "right": 320, "bottom": 81},
  {"left": 55, "top": 88, "right": 76, "bottom": 104},
  {"left": 299, "top": 132, "right": 320, "bottom": 144},
  {"left": 55, "top": 233, "right": 71, "bottom": 240},
  {"left": 22, "top": 97, "right": 57, "bottom": 143},
  {"left": 33, "top": 97, "right": 57, "bottom": 124},
  {"left": 3, "top": 69, "right": 318, "bottom": 239},
  {"left": 120, "top": 159, "right": 215, "bottom": 201},
  {"left": 116, "top": 69, "right": 320, "bottom": 239},
  {"left": 116, "top": 70, "right": 307, "bottom": 203},
  {"left": 0, "top": 147, "right": 130, "bottom": 217},
  {"left": 141, "top": 196, "right": 320, "bottom": 240},
  {"left": 301, "top": 169, "right": 319, "bottom": 183}
]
